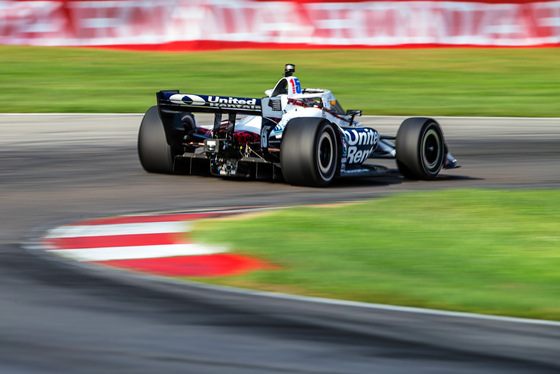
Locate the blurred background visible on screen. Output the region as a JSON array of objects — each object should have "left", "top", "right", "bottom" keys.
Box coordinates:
[
  {"left": 2, "top": 0, "right": 560, "bottom": 49},
  {"left": 1, "top": 0, "right": 559, "bottom": 117}
]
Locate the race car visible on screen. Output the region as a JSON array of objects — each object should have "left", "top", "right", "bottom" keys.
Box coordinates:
[{"left": 138, "top": 64, "right": 458, "bottom": 187}]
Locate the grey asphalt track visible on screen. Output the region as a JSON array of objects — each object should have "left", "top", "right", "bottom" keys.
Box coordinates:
[{"left": 1, "top": 114, "right": 559, "bottom": 373}]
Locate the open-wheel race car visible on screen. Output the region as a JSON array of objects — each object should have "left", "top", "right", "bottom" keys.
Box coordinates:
[{"left": 138, "top": 64, "right": 459, "bottom": 187}]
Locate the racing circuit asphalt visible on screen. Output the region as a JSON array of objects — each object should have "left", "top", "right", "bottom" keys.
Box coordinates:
[{"left": 1, "top": 114, "right": 560, "bottom": 373}]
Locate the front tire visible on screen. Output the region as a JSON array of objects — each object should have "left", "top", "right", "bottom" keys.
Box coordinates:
[
  {"left": 281, "top": 118, "right": 339, "bottom": 187},
  {"left": 138, "top": 106, "right": 174, "bottom": 174},
  {"left": 396, "top": 118, "right": 445, "bottom": 180}
]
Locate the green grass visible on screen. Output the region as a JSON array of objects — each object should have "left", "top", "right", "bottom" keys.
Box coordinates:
[
  {"left": 1, "top": 46, "right": 560, "bottom": 116},
  {"left": 191, "top": 189, "right": 560, "bottom": 320}
]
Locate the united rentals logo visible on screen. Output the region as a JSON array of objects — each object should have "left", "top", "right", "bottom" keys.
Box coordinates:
[
  {"left": 169, "top": 94, "right": 261, "bottom": 111},
  {"left": 343, "top": 128, "right": 379, "bottom": 164},
  {"left": 207, "top": 96, "right": 261, "bottom": 110}
]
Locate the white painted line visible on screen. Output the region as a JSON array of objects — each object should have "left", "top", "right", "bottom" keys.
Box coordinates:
[
  {"left": 191, "top": 280, "right": 560, "bottom": 327},
  {"left": 45, "top": 221, "right": 192, "bottom": 238},
  {"left": 49, "top": 244, "right": 227, "bottom": 262}
]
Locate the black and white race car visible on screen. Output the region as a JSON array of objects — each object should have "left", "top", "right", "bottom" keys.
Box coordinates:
[{"left": 138, "top": 64, "right": 458, "bottom": 187}]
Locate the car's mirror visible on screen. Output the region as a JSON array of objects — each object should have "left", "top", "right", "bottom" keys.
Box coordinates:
[{"left": 346, "top": 110, "right": 362, "bottom": 117}]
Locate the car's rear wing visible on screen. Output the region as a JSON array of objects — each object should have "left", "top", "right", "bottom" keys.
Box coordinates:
[
  {"left": 157, "top": 90, "right": 262, "bottom": 116},
  {"left": 157, "top": 90, "right": 268, "bottom": 145}
]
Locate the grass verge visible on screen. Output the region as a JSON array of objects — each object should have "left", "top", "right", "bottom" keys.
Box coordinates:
[
  {"left": 1, "top": 46, "right": 560, "bottom": 117},
  {"left": 191, "top": 189, "right": 560, "bottom": 321}
]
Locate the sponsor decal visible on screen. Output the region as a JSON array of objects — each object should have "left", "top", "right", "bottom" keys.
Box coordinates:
[
  {"left": 343, "top": 128, "right": 379, "bottom": 164},
  {"left": 170, "top": 94, "right": 206, "bottom": 106},
  {"left": 182, "top": 94, "right": 206, "bottom": 105},
  {"left": 341, "top": 168, "right": 369, "bottom": 175},
  {"left": 169, "top": 94, "right": 261, "bottom": 110},
  {"left": 207, "top": 96, "right": 260, "bottom": 110},
  {"left": 345, "top": 128, "right": 378, "bottom": 147},
  {"left": 273, "top": 123, "right": 285, "bottom": 133}
]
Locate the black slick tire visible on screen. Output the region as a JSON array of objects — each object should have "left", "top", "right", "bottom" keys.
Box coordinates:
[
  {"left": 395, "top": 117, "right": 445, "bottom": 180},
  {"left": 280, "top": 118, "right": 339, "bottom": 187},
  {"left": 138, "top": 106, "right": 174, "bottom": 174}
]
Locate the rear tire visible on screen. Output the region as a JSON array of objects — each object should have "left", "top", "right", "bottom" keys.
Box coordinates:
[
  {"left": 138, "top": 106, "right": 175, "bottom": 174},
  {"left": 281, "top": 118, "right": 339, "bottom": 187},
  {"left": 396, "top": 118, "right": 445, "bottom": 180}
]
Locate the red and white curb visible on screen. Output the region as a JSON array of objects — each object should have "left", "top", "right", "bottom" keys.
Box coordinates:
[
  {"left": 36, "top": 207, "right": 560, "bottom": 331},
  {"left": 41, "top": 212, "right": 274, "bottom": 277}
]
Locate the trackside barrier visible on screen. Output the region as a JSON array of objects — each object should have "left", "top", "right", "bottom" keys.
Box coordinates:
[{"left": 1, "top": 0, "right": 560, "bottom": 49}]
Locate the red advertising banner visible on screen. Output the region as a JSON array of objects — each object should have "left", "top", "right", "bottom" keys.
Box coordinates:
[{"left": 1, "top": 0, "right": 559, "bottom": 49}]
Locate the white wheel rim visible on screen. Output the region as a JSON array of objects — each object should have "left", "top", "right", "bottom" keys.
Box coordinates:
[
  {"left": 317, "top": 131, "right": 335, "bottom": 178},
  {"left": 422, "top": 128, "right": 441, "bottom": 173}
]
